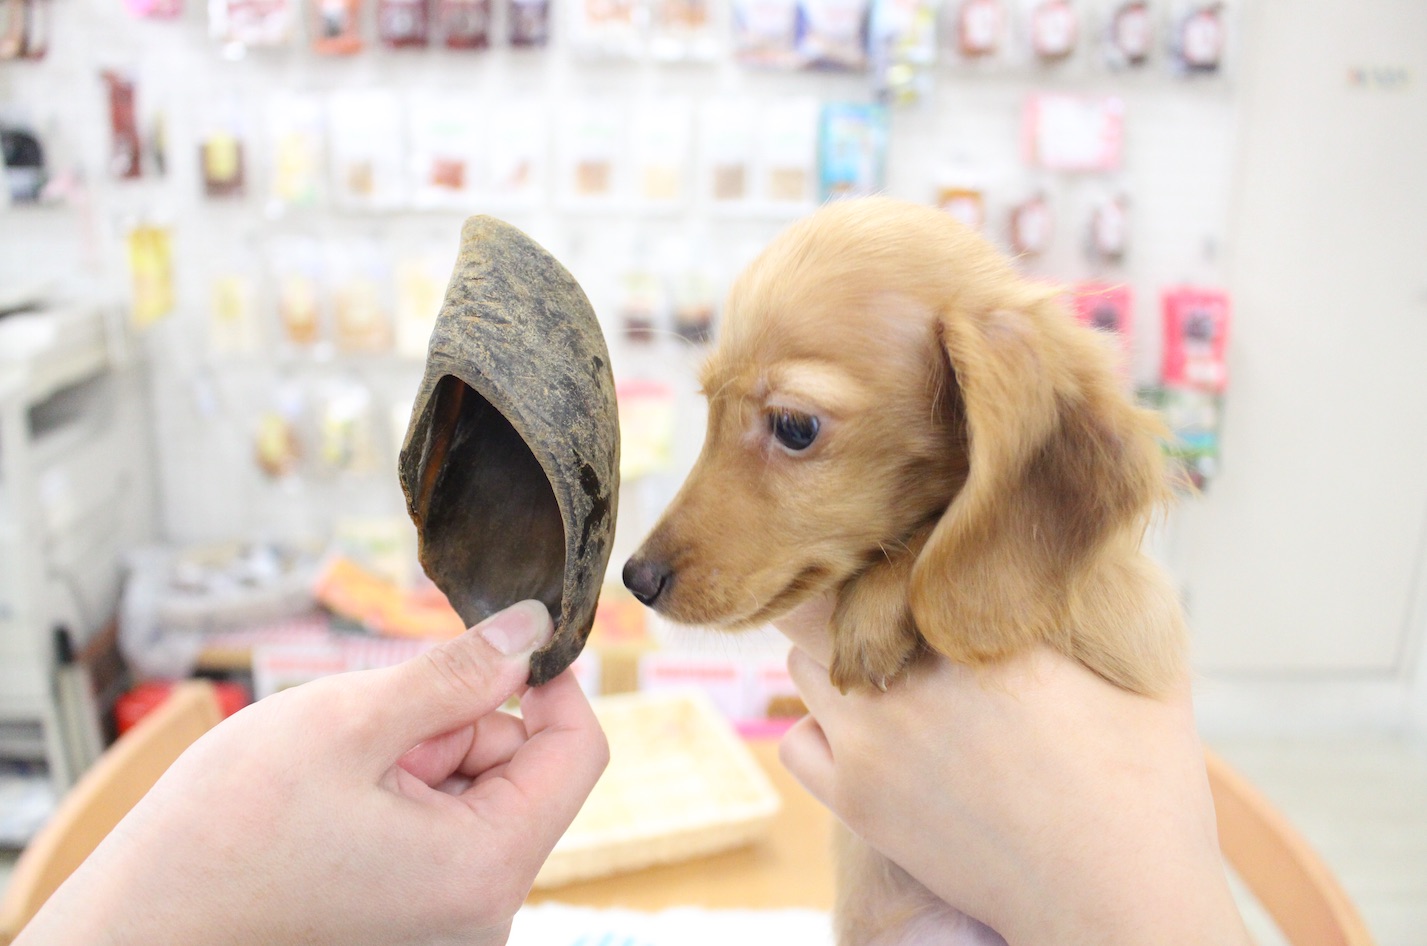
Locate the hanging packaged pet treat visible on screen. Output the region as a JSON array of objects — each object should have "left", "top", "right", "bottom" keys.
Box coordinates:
[
  {"left": 209, "top": 0, "right": 294, "bottom": 48},
  {"left": 1071, "top": 281, "right": 1132, "bottom": 336},
  {"left": 1161, "top": 286, "right": 1230, "bottom": 392},
  {"left": 936, "top": 185, "right": 986, "bottom": 231},
  {"left": 671, "top": 268, "right": 717, "bottom": 343},
  {"left": 126, "top": 224, "right": 175, "bottom": 329},
  {"left": 868, "top": 0, "right": 937, "bottom": 104},
  {"left": 618, "top": 265, "right": 664, "bottom": 344},
  {"left": 560, "top": 103, "right": 624, "bottom": 207},
  {"left": 616, "top": 379, "right": 677, "bottom": 480},
  {"left": 1103, "top": 0, "right": 1151, "bottom": 69},
  {"left": 330, "top": 241, "right": 393, "bottom": 353},
  {"left": 329, "top": 90, "right": 406, "bottom": 210},
  {"left": 632, "top": 103, "right": 691, "bottom": 209},
  {"left": 1138, "top": 386, "right": 1220, "bottom": 489},
  {"left": 1024, "top": 93, "right": 1124, "bottom": 171},
  {"left": 0, "top": 0, "right": 21, "bottom": 59},
  {"left": 1008, "top": 192, "right": 1052, "bottom": 255},
  {"left": 797, "top": 0, "right": 869, "bottom": 71},
  {"left": 1028, "top": 0, "right": 1077, "bottom": 61},
  {"left": 198, "top": 102, "right": 247, "bottom": 199},
  {"left": 731, "top": 0, "right": 801, "bottom": 69},
  {"left": 269, "top": 237, "right": 325, "bottom": 347},
  {"left": 438, "top": 0, "right": 489, "bottom": 47},
  {"left": 408, "top": 95, "right": 483, "bottom": 210},
  {"left": 394, "top": 251, "right": 448, "bottom": 358},
  {"left": 1070, "top": 281, "right": 1133, "bottom": 369},
  {"left": 267, "top": 94, "right": 325, "bottom": 209},
  {"left": 378, "top": 0, "right": 429, "bottom": 45},
  {"left": 1088, "top": 193, "right": 1129, "bottom": 261},
  {"left": 758, "top": 97, "right": 818, "bottom": 210},
  {"left": 649, "top": 0, "right": 716, "bottom": 61},
  {"left": 486, "top": 102, "right": 545, "bottom": 207},
  {"left": 954, "top": 0, "right": 1003, "bottom": 58},
  {"left": 255, "top": 413, "right": 302, "bottom": 477},
  {"left": 255, "top": 385, "right": 305, "bottom": 479},
  {"left": 333, "top": 289, "right": 393, "bottom": 353},
  {"left": 316, "top": 377, "right": 379, "bottom": 474},
  {"left": 103, "top": 71, "right": 142, "bottom": 179},
  {"left": 311, "top": 0, "right": 363, "bottom": 53},
  {"left": 1168, "top": 0, "right": 1223, "bottom": 75},
  {"left": 200, "top": 134, "right": 245, "bottom": 198},
  {"left": 700, "top": 99, "right": 756, "bottom": 210},
  {"left": 817, "top": 102, "right": 887, "bottom": 202},
  {"left": 210, "top": 272, "right": 260, "bottom": 354},
  {"left": 568, "top": 0, "right": 641, "bottom": 59},
  {"left": 2, "top": 0, "right": 48, "bottom": 58},
  {"left": 508, "top": 0, "right": 550, "bottom": 45}
]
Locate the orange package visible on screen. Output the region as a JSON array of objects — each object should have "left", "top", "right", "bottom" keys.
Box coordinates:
[{"left": 313, "top": 556, "right": 466, "bottom": 638}]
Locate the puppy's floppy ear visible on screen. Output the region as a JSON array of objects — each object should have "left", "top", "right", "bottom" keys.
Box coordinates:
[{"left": 909, "top": 302, "right": 1168, "bottom": 667}]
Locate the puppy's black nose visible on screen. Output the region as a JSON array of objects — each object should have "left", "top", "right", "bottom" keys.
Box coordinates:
[{"left": 622, "top": 556, "right": 671, "bottom": 606}]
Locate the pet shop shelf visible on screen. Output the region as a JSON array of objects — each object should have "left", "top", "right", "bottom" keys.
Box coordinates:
[{"left": 534, "top": 690, "right": 781, "bottom": 889}]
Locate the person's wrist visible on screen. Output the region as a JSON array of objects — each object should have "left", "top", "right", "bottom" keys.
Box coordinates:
[
  {"left": 1008, "top": 881, "right": 1250, "bottom": 946},
  {"left": 990, "top": 816, "right": 1249, "bottom": 946},
  {"left": 16, "top": 791, "right": 252, "bottom": 946},
  {"left": 13, "top": 842, "right": 163, "bottom": 946}
]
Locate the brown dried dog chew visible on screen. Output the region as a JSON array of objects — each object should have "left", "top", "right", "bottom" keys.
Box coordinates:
[{"left": 398, "top": 216, "right": 620, "bottom": 685}]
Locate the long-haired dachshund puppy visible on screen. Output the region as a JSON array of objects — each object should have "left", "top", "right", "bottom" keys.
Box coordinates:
[{"left": 623, "top": 197, "right": 1187, "bottom": 944}]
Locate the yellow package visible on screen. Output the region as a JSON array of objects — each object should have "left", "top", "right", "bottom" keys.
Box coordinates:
[{"left": 127, "top": 224, "right": 175, "bottom": 329}]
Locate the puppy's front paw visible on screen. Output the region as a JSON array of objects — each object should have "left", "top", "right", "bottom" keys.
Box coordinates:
[{"left": 829, "top": 567, "right": 922, "bottom": 693}]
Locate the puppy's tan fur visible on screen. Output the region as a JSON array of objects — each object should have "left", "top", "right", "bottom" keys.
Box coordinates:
[{"left": 627, "top": 197, "right": 1188, "bottom": 942}]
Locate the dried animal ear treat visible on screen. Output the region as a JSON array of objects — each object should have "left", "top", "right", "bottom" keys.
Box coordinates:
[{"left": 399, "top": 217, "right": 620, "bottom": 685}]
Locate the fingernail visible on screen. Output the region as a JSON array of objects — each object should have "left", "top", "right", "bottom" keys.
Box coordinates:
[{"left": 478, "top": 600, "right": 553, "bottom": 656}]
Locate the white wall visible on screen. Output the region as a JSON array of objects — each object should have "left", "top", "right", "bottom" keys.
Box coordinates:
[
  {"left": 1177, "top": 0, "right": 1427, "bottom": 734},
  {"left": 0, "top": 0, "right": 1239, "bottom": 534}
]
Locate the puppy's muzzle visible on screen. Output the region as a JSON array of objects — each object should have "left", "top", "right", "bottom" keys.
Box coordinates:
[{"left": 622, "top": 555, "right": 672, "bottom": 606}]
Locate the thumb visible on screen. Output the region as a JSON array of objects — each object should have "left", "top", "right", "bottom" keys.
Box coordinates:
[{"left": 354, "top": 599, "right": 555, "bottom": 767}]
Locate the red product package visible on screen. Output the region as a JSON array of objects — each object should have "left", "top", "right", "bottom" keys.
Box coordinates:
[
  {"left": 1072, "top": 282, "right": 1133, "bottom": 339},
  {"left": 115, "top": 681, "right": 250, "bottom": 735},
  {"left": 1161, "top": 286, "right": 1231, "bottom": 392},
  {"left": 1069, "top": 282, "right": 1133, "bottom": 378},
  {"left": 102, "top": 70, "right": 142, "bottom": 179}
]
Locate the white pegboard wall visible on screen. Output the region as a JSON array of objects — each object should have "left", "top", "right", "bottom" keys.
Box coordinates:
[{"left": 0, "top": 0, "right": 1241, "bottom": 546}]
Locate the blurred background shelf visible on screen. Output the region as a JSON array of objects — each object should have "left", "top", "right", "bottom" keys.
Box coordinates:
[{"left": 0, "top": 304, "right": 155, "bottom": 838}]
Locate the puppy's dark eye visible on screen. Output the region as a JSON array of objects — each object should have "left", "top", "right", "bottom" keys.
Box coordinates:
[{"left": 769, "top": 409, "right": 820, "bottom": 451}]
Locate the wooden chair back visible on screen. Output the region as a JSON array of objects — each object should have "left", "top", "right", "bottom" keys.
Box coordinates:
[
  {"left": 0, "top": 681, "right": 223, "bottom": 944},
  {"left": 1206, "top": 749, "right": 1375, "bottom": 946}
]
